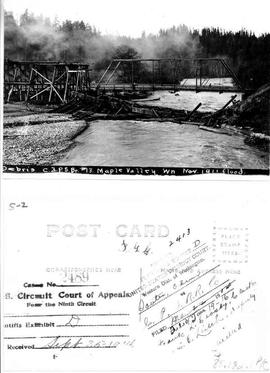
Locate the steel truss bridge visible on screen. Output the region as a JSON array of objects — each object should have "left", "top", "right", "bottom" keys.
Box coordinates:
[
  {"left": 94, "top": 58, "right": 244, "bottom": 93},
  {"left": 4, "top": 58, "right": 244, "bottom": 104}
]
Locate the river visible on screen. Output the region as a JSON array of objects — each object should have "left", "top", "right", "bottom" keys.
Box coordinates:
[
  {"left": 57, "top": 120, "right": 268, "bottom": 169},
  {"left": 139, "top": 77, "right": 242, "bottom": 112},
  {"left": 56, "top": 80, "right": 268, "bottom": 169}
]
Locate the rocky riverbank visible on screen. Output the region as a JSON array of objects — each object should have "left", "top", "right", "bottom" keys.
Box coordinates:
[{"left": 3, "top": 103, "right": 88, "bottom": 165}]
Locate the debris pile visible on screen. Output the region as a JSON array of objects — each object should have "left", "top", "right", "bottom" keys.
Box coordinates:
[
  {"left": 52, "top": 93, "right": 208, "bottom": 124},
  {"left": 52, "top": 87, "right": 270, "bottom": 153},
  {"left": 202, "top": 83, "right": 270, "bottom": 151}
]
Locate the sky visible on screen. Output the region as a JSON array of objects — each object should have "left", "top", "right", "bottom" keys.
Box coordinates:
[{"left": 3, "top": 0, "right": 270, "bottom": 36}]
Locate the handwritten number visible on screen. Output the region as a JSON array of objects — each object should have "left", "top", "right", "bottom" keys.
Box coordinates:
[
  {"left": 121, "top": 241, "right": 151, "bottom": 255},
  {"left": 121, "top": 240, "right": 128, "bottom": 251},
  {"left": 9, "top": 202, "right": 28, "bottom": 210},
  {"left": 169, "top": 229, "right": 191, "bottom": 247},
  {"left": 143, "top": 246, "right": 151, "bottom": 255}
]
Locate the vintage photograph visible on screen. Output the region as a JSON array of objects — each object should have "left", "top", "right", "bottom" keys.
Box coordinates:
[{"left": 2, "top": 0, "right": 270, "bottom": 172}]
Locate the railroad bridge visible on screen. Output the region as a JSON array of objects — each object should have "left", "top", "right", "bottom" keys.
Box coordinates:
[
  {"left": 4, "top": 58, "right": 244, "bottom": 104},
  {"left": 94, "top": 58, "right": 244, "bottom": 94}
]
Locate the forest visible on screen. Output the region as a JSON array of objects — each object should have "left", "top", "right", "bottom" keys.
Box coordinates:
[{"left": 4, "top": 9, "right": 270, "bottom": 90}]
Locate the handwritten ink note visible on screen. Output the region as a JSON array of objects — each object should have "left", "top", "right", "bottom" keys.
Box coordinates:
[{"left": 2, "top": 179, "right": 270, "bottom": 371}]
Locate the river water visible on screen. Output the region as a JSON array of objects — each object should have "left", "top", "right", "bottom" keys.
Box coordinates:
[
  {"left": 57, "top": 80, "right": 269, "bottom": 169},
  {"left": 142, "top": 90, "right": 242, "bottom": 112},
  {"left": 140, "top": 78, "right": 242, "bottom": 112},
  {"left": 58, "top": 120, "right": 268, "bottom": 169}
]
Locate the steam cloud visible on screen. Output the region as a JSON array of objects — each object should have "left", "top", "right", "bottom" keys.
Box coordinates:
[{"left": 4, "top": 10, "right": 200, "bottom": 64}]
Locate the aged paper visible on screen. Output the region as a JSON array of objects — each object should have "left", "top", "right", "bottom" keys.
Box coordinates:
[
  {"left": 1, "top": 177, "right": 270, "bottom": 372},
  {"left": 1, "top": 0, "right": 270, "bottom": 372}
]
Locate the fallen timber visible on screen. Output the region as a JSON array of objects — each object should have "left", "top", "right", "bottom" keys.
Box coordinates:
[
  {"left": 199, "top": 125, "right": 233, "bottom": 136},
  {"left": 51, "top": 93, "right": 264, "bottom": 140},
  {"left": 132, "top": 97, "right": 161, "bottom": 102},
  {"left": 50, "top": 82, "right": 269, "bottom": 147},
  {"left": 51, "top": 93, "right": 209, "bottom": 124},
  {"left": 204, "top": 95, "right": 238, "bottom": 127}
]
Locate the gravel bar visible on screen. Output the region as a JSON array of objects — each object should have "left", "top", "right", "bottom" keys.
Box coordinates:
[{"left": 3, "top": 104, "right": 89, "bottom": 165}]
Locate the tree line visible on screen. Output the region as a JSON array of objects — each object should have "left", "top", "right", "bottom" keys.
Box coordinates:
[{"left": 4, "top": 10, "right": 270, "bottom": 89}]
